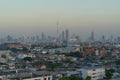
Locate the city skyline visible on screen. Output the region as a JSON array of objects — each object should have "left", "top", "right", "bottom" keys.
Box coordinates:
[{"left": 0, "top": 0, "right": 120, "bottom": 38}]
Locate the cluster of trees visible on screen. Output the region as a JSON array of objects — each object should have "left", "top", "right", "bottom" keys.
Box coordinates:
[
  {"left": 23, "top": 57, "right": 33, "bottom": 62},
  {"left": 46, "top": 61, "right": 62, "bottom": 70},
  {"left": 115, "top": 60, "right": 120, "bottom": 65},
  {"left": 59, "top": 75, "right": 83, "bottom": 80},
  {"left": 105, "top": 68, "right": 115, "bottom": 79},
  {"left": 59, "top": 75, "right": 91, "bottom": 80},
  {"left": 0, "top": 62, "right": 6, "bottom": 65},
  {"left": 10, "top": 46, "right": 28, "bottom": 52},
  {"left": 64, "top": 51, "right": 83, "bottom": 58}
]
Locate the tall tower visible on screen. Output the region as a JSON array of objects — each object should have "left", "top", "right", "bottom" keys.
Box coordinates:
[
  {"left": 57, "top": 20, "right": 59, "bottom": 40},
  {"left": 56, "top": 20, "right": 60, "bottom": 45}
]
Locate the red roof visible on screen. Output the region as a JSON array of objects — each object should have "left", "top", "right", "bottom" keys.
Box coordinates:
[{"left": 86, "top": 49, "right": 95, "bottom": 53}]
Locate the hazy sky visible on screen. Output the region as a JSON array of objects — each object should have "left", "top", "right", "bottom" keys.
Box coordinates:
[{"left": 0, "top": 0, "right": 120, "bottom": 38}]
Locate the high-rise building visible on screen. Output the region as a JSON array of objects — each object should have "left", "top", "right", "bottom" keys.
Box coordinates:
[
  {"left": 65, "top": 29, "right": 69, "bottom": 45},
  {"left": 102, "top": 35, "right": 105, "bottom": 42},
  {"left": 91, "top": 31, "right": 94, "bottom": 41},
  {"left": 110, "top": 35, "right": 113, "bottom": 42},
  {"left": 31, "top": 36, "right": 35, "bottom": 43},
  {"left": 117, "top": 36, "right": 120, "bottom": 42},
  {"left": 36, "top": 35, "right": 39, "bottom": 43},
  {"left": 42, "top": 32, "right": 45, "bottom": 41},
  {"left": 62, "top": 31, "right": 64, "bottom": 42},
  {"left": 22, "top": 35, "right": 27, "bottom": 44},
  {"left": 7, "top": 35, "right": 12, "bottom": 43}
]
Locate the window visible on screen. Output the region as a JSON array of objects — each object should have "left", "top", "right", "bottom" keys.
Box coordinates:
[
  {"left": 93, "top": 69, "right": 96, "bottom": 71},
  {"left": 92, "top": 76, "right": 96, "bottom": 78},
  {"left": 92, "top": 73, "right": 96, "bottom": 75},
  {"left": 44, "top": 78, "right": 46, "bottom": 80},
  {"left": 48, "top": 77, "right": 51, "bottom": 80}
]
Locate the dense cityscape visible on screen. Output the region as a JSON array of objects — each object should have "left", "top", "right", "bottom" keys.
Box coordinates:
[
  {"left": 0, "top": 30, "right": 120, "bottom": 80},
  {"left": 0, "top": 0, "right": 120, "bottom": 80}
]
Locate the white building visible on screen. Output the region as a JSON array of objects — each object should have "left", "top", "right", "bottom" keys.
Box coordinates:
[
  {"left": 8, "top": 71, "right": 53, "bottom": 80},
  {"left": 23, "top": 75, "right": 52, "bottom": 80},
  {"left": 79, "top": 66, "right": 105, "bottom": 80}
]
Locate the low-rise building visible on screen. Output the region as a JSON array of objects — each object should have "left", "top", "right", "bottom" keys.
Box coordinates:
[
  {"left": 79, "top": 66, "right": 105, "bottom": 80},
  {"left": 7, "top": 71, "right": 54, "bottom": 80}
]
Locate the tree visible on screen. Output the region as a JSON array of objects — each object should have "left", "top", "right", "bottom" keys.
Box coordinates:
[
  {"left": 115, "top": 60, "right": 120, "bottom": 65},
  {"left": 85, "top": 76, "right": 91, "bottom": 80},
  {"left": 46, "top": 62, "right": 62, "bottom": 71},
  {"left": 0, "top": 62, "right": 6, "bottom": 65},
  {"left": 109, "top": 68, "right": 115, "bottom": 73},
  {"left": 105, "top": 69, "right": 115, "bottom": 79},
  {"left": 59, "top": 75, "right": 83, "bottom": 80},
  {"left": 10, "top": 48, "right": 18, "bottom": 53},
  {"left": 23, "top": 57, "right": 32, "bottom": 62},
  {"left": 22, "top": 46, "right": 28, "bottom": 52},
  {"left": 59, "top": 77, "right": 69, "bottom": 80},
  {"left": 69, "top": 75, "right": 83, "bottom": 80},
  {"left": 65, "top": 51, "right": 83, "bottom": 58}
]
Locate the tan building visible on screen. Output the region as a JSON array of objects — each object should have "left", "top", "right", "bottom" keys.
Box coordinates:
[
  {"left": 99, "top": 48, "right": 107, "bottom": 57},
  {"left": 7, "top": 43, "right": 22, "bottom": 48},
  {"left": 79, "top": 67, "right": 105, "bottom": 80}
]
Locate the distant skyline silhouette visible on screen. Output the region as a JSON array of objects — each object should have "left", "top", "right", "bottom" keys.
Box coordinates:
[{"left": 0, "top": 0, "right": 120, "bottom": 39}]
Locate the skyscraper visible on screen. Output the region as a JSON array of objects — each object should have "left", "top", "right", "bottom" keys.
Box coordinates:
[
  {"left": 36, "top": 35, "right": 39, "bottom": 43},
  {"left": 66, "top": 29, "right": 69, "bottom": 45},
  {"left": 110, "top": 35, "right": 113, "bottom": 42},
  {"left": 42, "top": 32, "right": 45, "bottom": 41},
  {"left": 102, "top": 35, "right": 105, "bottom": 42},
  {"left": 91, "top": 31, "right": 94, "bottom": 41},
  {"left": 62, "top": 31, "right": 65, "bottom": 43},
  {"left": 22, "top": 35, "right": 27, "bottom": 44},
  {"left": 7, "top": 35, "right": 12, "bottom": 43}
]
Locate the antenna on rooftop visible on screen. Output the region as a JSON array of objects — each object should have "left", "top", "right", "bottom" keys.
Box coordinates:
[{"left": 57, "top": 20, "right": 59, "bottom": 40}]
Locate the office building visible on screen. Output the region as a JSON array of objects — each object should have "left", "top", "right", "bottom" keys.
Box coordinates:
[{"left": 79, "top": 66, "right": 105, "bottom": 80}]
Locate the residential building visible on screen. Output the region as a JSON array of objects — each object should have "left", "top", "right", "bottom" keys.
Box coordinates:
[{"left": 79, "top": 66, "right": 105, "bottom": 80}]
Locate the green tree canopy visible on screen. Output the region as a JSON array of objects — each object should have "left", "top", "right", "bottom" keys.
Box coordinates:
[
  {"left": 59, "top": 77, "right": 69, "bottom": 80},
  {"left": 115, "top": 60, "right": 120, "bottom": 65},
  {"left": 59, "top": 75, "right": 83, "bottom": 80},
  {"left": 23, "top": 57, "right": 32, "bottom": 62},
  {"left": 105, "top": 69, "right": 115, "bottom": 79},
  {"left": 85, "top": 76, "right": 91, "bottom": 80},
  {"left": 65, "top": 51, "right": 83, "bottom": 58}
]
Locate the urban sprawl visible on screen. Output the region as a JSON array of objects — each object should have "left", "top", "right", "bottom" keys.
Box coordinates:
[{"left": 0, "top": 30, "right": 120, "bottom": 80}]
